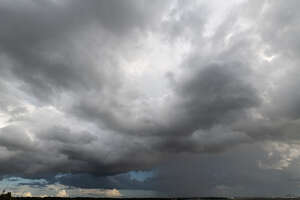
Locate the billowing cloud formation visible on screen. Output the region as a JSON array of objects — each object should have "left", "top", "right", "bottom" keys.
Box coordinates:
[{"left": 1, "top": 0, "right": 300, "bottom": 197}]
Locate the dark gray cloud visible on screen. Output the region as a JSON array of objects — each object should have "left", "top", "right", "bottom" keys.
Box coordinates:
[
  {"left": 148, "top": 144, "right": 300, "bottom": 197},
  {"left": 72, "top": 61, "right": 259, "bottom": 134},
  {"left": 0, "top": 0, "right": 169, "bottom": 102},
  {"left": 0, "top": 0, "right": 300, "bottom": 197},
  {"left": 0, "top": 126, "right": 35, "bottom": 152}
]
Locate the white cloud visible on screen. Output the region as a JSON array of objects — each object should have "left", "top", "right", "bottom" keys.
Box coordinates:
[
  {"left": 23, "top": 192, "right": 32, "bottom": 197},
  {"left": 77, "top": 188, "right": 121, "bottom": 198},
  {"left": 104, "top": 189, "right": 121, "bottom": 197},
  {"left": 56, "top": 190, "right": 68, "bottom": 197},
  {"left": 259, "top": 142, "right": 300, "bottom": 170}
]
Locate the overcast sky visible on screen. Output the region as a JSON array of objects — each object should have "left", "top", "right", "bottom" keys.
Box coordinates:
[{"left": 1, "top": 0, "right": 300, "bottom": 197}]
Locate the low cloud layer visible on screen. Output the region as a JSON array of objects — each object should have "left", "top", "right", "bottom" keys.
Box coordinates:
[{"left": 1, "top": 0, "right": 300, "bottom": 197}]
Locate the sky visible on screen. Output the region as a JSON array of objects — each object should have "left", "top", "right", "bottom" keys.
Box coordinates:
[{"left": 0, "top": 0, "right": 300, "bottom": 198}]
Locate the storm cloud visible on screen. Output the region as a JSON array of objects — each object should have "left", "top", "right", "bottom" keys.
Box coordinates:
[{"left": 1, "top": 0, "right": 300, "bottom": 197}]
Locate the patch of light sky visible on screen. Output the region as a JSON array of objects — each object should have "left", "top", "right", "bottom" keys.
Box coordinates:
[
  {"left": 128, "top": 170, "right": 155, "bottom": 182},
  {"left": 0, "top": 177, "right": 47, "bottom": 191},
  {"left": 0, "top": 176, "right": 159, "bottom": 198}
]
